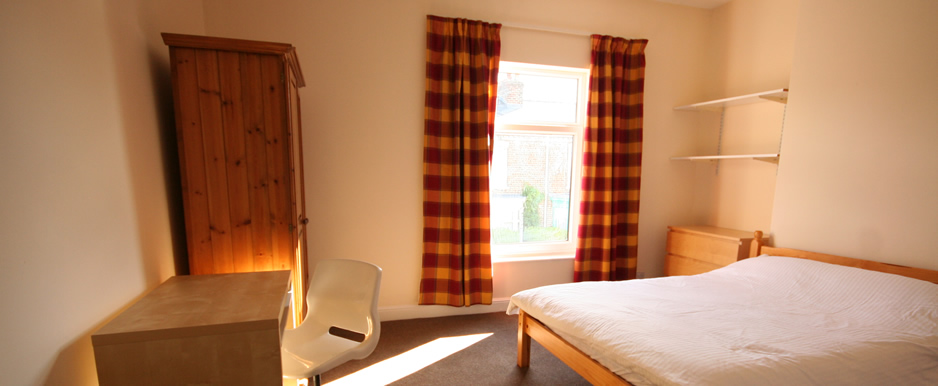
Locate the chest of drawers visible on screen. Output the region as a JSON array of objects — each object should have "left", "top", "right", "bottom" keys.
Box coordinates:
[{"left": 665, "top": 225, "right": 765, "bottom": 276}]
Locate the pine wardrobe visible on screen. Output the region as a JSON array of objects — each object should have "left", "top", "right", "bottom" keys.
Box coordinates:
[{"left": 162, "top": 33, "right": 309, "bottom": 323}]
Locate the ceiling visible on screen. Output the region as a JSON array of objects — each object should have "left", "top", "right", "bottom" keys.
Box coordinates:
[{"left": 652, "top": 0, "right": 733, "bottom": 9}]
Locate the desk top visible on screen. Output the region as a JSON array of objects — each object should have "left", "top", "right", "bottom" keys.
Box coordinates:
[{"left": 92, "top": 270, "right": 291, "bottom": 346}]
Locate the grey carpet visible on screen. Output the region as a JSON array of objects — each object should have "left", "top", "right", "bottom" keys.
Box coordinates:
[{"left": 321, "top": 312, "right": 591, "bottom": 385}]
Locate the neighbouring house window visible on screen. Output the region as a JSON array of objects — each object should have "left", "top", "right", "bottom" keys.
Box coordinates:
[{"left": 490, "top": 62, "right": 588, "bottom": 260}]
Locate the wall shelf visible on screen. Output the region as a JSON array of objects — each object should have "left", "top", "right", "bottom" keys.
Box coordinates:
[
  {"left": 674, "top": 88, "right": 788, "bottom": 112},
  {"left": 670, "top": 153, "right": 780, "bottom": 164},
  {"left": 672, "top": 88, "right": 788, "bottom": 169}
]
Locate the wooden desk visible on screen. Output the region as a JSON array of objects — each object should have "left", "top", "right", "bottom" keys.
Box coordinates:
[{"left": 92, "top": 270, "right": 292, "bottom": 385}]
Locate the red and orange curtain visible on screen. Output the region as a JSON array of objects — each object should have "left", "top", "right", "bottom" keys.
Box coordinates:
[
  {"left": 575, "top": 35, "right": 648, "bottom": 282},
  {"left": 419, "top": 15, "right": 500, "bottom": 306}
]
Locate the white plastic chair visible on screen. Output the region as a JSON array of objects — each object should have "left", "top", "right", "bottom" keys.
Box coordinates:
[{"left": 281, "top": 259, "right": 382, "bottom": 386}]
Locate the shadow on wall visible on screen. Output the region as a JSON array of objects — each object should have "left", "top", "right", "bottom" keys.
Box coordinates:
[
  {"left": 103, "top": 0, "right": 191, "bottom": 285},
  {"left": 149, "top": 48, "right": 190, "bottom": 278},
  {"left": 39, "top": 1, "right": 198, "bottom": 384},
  {"left": 42, "top": 331, "right": 99, "bottom": 385},
  {"left": 42, "top": 290, "right": 155, "bottom": 385}
]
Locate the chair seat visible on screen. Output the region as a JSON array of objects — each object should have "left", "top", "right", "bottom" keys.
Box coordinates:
[
  {"left": 281, "top": 328, "right": 365, "bottom": 378},
  {"left": 281, "top": 259, "right": 382, "bottom": 383}
]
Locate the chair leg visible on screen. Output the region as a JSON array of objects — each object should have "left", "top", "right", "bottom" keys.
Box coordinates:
[{"left": 312, "top": 374, "right": 322, "bottom": 386}]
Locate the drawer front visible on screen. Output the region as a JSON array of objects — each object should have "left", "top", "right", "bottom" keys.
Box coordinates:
[
  {"left": 667, "top": 231, "right": 742, "bottom": 267},
  {"left": 665, "top": 254, "right": 722, "bottom": 276}
]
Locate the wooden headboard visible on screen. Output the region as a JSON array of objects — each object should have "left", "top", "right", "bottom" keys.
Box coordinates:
[{"left": 748, "top": 230, "right": 938, "bottom": 284}]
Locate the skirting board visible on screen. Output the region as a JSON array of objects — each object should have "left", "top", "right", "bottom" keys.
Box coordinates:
[{"left": 379, "top": 298, "right": 512, "bottom": 321}]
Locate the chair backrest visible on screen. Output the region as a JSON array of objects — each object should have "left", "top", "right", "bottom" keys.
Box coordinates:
[{"left": 304, "top": 259, "right": 382, "bottom": 346}]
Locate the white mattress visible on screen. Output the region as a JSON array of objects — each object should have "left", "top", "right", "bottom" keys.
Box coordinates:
[{"left": 507, "top": 255, "right": 938, "bottom": 385}]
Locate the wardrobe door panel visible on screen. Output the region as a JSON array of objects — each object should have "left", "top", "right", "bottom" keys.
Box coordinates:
[
  {"left": 240, "top": 53, "right": 275, "bottom": 271},
  {"left": 286, "top": 66, "right": 309, "bottom": 321},
  {"left": 171, "top": 47, "right": 215, "bottom": 274},
  {"left": 259, "top": 55, "right": 292, "bottom": 272},
  {"left": 218, "top": 51, "right": 256, "bottom": 273},
  {"left": 194, "top": 49, "right": 235, "bottom": 273}
]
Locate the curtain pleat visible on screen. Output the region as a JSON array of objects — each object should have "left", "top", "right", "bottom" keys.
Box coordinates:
[
  {"left": 574, "top": 35, "right": 648, "bottom": 282},
  {"left": 420, "top": 15, "right": 500, "bottom": 306}
]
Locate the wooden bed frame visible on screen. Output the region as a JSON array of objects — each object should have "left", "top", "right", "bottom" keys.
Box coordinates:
[{"left": 516, "top": 230, "right": 938, "bottom": 385}]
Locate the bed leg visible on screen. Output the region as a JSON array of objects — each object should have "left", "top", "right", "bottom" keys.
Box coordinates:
[{"left": 518, "top": 310, "right": 531, "bottom": 367}]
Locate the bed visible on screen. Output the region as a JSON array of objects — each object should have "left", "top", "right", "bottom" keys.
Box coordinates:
[{"left": 507, "top": 232, "right": 938, "bottom": 385}]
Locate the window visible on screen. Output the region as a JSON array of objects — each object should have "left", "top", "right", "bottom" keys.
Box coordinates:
[{"left": 490, "top": 62, "right": 588, "bottom": 260}]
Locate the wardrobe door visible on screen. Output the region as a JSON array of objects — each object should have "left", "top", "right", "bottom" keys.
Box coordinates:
[{"left": 285, "top": 65, "right": 310, "bottom": 321}]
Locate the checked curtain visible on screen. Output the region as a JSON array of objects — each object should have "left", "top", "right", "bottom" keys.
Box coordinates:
[
  {"left": 574, "top": 35, "right": 648, "bottom": 282},
  {"left": 419, "top": 15, "right": 500, "bottom": 306}
]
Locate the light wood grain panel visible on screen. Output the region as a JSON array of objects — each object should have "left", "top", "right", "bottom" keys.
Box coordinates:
[
  {"left": 260, "top": 54, "right": 292, "bottom": 272},
  {"left": 286, "top": 66, "right": 304, "bottom": 234},
  {"left": 664, "top": 254, "right": 723, "bottom": 276},
  {"left": 172, "top": 48, "right": 215, "bottom": 274},
  {"left": 667, "top": 231, "right": 741, "bottom": 267},
  {"left": 163, "top": 33, "right": 294, "bottom": 57},
  {"left": 94, "top": 274, "right": 289, "bottom": 338},
  {"left": 760, "top": 245, "right": 938, "bottom": 284},
  {"left": 668, "top": 225, "right": 756, "bottom": 243},
  {"left": 94, "top": 329, "right": 281, "bottom": 386},
  {"left": 286, "top": 64, "right": 308, "bottom": 322},
  {"left": 240, "top": 53, "right": 274, "bottom": 271},
  {"left": 162, "top": 33, "right": 305, "bottom": 88},
  {"left": 519, "top": 311, "right": 631, "bottom": 385},
  {"left": 664, "top": 226, "right": 766, "bottom": 276},
  {"left": 195, "top": 49, "right": 235, "bottom": 273},
  {"left": 517, "top": 311, "right": 531, "bottom": 368},
  {"left": 164, "top": 33, "right": 308, "bottom": 326},
  {"left": 92, "top": 271, "right": 291, "bottom": 385},
  {"left": 218, "top": 51, "right": 255, "bottom": 273}
]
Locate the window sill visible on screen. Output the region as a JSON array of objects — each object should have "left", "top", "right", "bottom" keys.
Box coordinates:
[{"left": 492, "top": 253, "right": 575, "bottom": 263}]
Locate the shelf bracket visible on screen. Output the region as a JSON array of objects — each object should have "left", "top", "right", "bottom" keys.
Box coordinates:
[
  {"left": 715, "top": 108, "right": 725, "bottom": 174},
  {"left": 758, "top": 94, "right": 788, "bottom": 104},
  {"left": 754, "top": 156, "right": 780, "bottom": 164}
]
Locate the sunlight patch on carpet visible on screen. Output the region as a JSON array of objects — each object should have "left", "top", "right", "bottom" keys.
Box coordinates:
[{"left": 326, "top": 333, "right": 493, "bottom": 385}]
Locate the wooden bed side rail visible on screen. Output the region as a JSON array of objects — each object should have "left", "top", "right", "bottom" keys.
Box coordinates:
[{"left": 518, "top": 310, "right": 631, "bottom": 386}]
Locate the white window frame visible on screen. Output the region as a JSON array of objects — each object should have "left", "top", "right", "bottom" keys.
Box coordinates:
[{"left": 491, "top": 61, "right": 589, "bottom": 261}]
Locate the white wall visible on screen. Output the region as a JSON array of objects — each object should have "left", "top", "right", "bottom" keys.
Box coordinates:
[
  {"left": 687, "top": 0, "right": 799, "bottom": 233},
  {"left": 201, "top": 0, "right": 712, "bottom": 318},
  {"left": 707, "top": 0, "right": 799, "bottom": 99},
  {"left": 772, "top": 0, "right": 938, "bottom": 270},
  {"left": 0, "top": 0, "right": 204, "bottom": 384}
]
